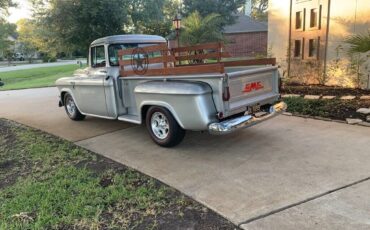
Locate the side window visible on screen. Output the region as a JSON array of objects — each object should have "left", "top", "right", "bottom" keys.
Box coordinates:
[{"left": 91, "top": 46, "right": 106, "bottom": 68}]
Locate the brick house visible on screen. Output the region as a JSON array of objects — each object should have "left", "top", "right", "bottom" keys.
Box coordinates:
[
  {"left": 268, "top": 0, "right": 370, "bottom": 88},
  {"left": 168, "top": 13, "right": 268, "bottom": 59},
  {"left": 223, "top": 14, "right": 268, "bottom": 58}
]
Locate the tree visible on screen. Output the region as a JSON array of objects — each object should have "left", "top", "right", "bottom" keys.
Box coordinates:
[
  {"left": 0, "top": 0, "right": 16, "bottom": 19},
  {"left": 345, "top": 31, "right": 370, "bottom": 54},
  {"left": 182, "top": 0, "right": 246, "bottom": 26},
  {"left": 126, "top": 0, "right": 180, "bottom": 37},
  {"left": 344, "top": 31, "right": 370, "bottom": 88},
  {"left": 180, "top": 11, "right": 224, "bottom": 46},
  {"left": 251, "top": 0, "right": 268, "bottom": 22},
  {"left": 0, "top": 20, "right": 16, "bottom": 61},
  {"left": 16, "top": 19, "right": 39, "bottom": 63},
  {"left": 0, "top": 0, "right": 14, "bottom": 8},
  {"left": 0, "top": 0, "right": 16, "bottom": 57},
  {"left": 31, "top": 0, "right": 129, "bottom": 55}
]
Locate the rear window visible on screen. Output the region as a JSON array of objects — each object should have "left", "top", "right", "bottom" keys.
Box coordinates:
[{"left": 108, "top": 43, "right": 163, "bottom": 66}]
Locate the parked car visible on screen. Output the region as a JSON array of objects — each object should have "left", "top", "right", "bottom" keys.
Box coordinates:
[
  {"left": 56, "top": 35, "right": 286, "bottom": 147},
  {"left": 13, "top": 53, "right": 25, "bottom": 61}
]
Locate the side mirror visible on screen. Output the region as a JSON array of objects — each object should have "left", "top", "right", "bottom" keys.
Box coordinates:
[{"left": 0, "top": 78, "right": 4, "bottom": 87}]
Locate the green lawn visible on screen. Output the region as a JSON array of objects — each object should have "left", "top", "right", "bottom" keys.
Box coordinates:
[
  {"left": 0, "top": 119, "right": 237, "bottom": 229},
  {"left": 0, "top": 65, "right": 82, "bottom": 91}
]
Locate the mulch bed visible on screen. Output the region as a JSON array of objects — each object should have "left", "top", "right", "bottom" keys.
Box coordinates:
[
  {"left": 282, "top": 84, "right": 370, "bottom": 97},
  {"left": 283, "top": 97, "right": 370, "bottom": 121}
]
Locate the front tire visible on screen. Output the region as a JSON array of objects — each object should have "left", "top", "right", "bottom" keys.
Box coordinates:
[
  {"left": 146, "top": 106, "right": 185, "bottom": 147},
  {"left": 64, "top": 93, "right": 85, "bottom": 121}
]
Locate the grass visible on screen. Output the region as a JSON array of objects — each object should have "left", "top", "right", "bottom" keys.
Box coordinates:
[
  {"left": 0, "top": 65, "right": 83, "bottom": 91},
  {"left": 0, "top": 119, "right": 237, "bottom": 229}
]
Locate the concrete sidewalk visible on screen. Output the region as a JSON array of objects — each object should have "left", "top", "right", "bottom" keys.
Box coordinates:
[{"left": 1, "top": 87, "right": 370, "bottom": 229}]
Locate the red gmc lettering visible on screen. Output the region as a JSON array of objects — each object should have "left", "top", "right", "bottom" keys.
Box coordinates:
[{"left": 243, "top": 81, "right": 264, "bottom": 93}]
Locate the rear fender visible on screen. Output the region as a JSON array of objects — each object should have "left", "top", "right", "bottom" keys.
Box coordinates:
[
  {"left": 135, "top": 81, "right": 218, "bottom": 130},
  {"left": 139, "top": 101, "right": 184, "bottom": 128}
]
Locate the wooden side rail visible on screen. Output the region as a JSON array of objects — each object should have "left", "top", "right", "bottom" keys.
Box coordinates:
[
  {"left": 224, "top": 58, "right": 276, "bottom": 67},
  {"left": 174, "top": 52, "right": 231, "bottom": 62},
  {"left": 118, "top": 42, "right": 275, "bottom": 77},
  {"left": 118, "top": 43, "right": 168, "bottom": 56},
  {"left": 121, "top": 63, "right": 224, "bottom": 77},
  {"left": 171, "top": 42, "right": 224, "bottom": 53},
  {"left": 171, "top": 42, "right": 230, "bottom": 65}
]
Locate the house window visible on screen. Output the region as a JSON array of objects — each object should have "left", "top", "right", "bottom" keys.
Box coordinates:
[
  {"left": 295, "top": 11, "right": 303, "bottom": 29},
  {"left": 310, "top": 9, "right": 318, "bottom": 28},
  {"left": 308, "top": 39, "right": 317, "bottom": 58},
  {"left": 294, "top": 40, "right": 302, "bottom": 57}
]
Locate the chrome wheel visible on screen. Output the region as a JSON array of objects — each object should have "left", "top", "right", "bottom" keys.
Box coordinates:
[
  {"left": 151, "top": 112, "right": 170, "bottom": 140},
  {"left": 66, "top": 97, "right": 76, "bottom": 116}
]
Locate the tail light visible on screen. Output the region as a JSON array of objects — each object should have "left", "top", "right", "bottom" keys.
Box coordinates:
[{"left": 222, "top": 86, "right": 230, "bottom": 101}]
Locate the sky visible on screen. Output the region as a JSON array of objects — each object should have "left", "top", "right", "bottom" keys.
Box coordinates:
[{"left": 7, "top": 0, "right": 32, "bottom": 23}]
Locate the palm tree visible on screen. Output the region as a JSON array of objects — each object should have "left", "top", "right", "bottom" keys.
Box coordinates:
[
  {"left": 180, "top": 11, "right": 224, "bottom": 46},
  {"left": 345, "top": 31, "right": 370, "bottom": 54},
  {"left": 344, "top": 31, "right": 370, "bottom": 88}
]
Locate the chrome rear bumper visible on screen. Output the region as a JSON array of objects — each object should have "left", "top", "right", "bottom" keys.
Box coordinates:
[{"left": 208, "top": 101, "right": 287, "bottom": 135}]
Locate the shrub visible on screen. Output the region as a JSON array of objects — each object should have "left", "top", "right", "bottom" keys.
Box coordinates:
[{"left": 42, "top": 56, "right": 57, "bottom": 63}]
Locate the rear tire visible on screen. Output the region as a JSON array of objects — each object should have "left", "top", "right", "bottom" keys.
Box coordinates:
[
  {"left": 146, "top": 106, "right": 185, "bottom": 147},
  {"left": 64, "top": 93, "right": 85, "bottom": 121}
]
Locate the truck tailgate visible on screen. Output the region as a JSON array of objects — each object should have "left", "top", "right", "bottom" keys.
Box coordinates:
[{"left": 226, "top": 66, "right": 279, "bottom": 112}]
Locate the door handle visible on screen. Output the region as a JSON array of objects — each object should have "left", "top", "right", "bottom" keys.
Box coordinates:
[{"left": 99, "top": 70, "right": 107, "bottom": 73}]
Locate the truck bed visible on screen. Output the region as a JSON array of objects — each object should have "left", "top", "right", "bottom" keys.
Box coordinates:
[{"left": 119, "top": 65, "right": 280, "bottom": 120}]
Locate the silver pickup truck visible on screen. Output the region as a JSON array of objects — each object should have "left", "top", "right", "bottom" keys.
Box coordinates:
[{"left": 56, "top": 35, "right": 286, "bottom": 147}]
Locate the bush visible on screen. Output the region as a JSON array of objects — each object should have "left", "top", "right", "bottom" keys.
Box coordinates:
[
  {"left": 283, "top": 97, "right": 370, "bottom": 120},
  {"left": 42, "top": 55, "right": 57, "bottom": 63},
  {"left": 284, "top": 97, "right": 329, "bottom": 117}
]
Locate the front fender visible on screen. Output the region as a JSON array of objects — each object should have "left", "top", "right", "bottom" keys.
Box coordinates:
[
  {"left": 57, "top": 87, "right": 84, "bottom": 114},
  {"left": 135, "top": 81, "right": 218, "bottom": 130}
]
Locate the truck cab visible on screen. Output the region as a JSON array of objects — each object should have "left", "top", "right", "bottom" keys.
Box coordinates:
[{"left": 72, "top": 35, "right": 167, "bottom": 118}]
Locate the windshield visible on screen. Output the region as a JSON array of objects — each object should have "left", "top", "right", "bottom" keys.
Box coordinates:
[{"left": 108, "top": 43, "right": 164, "bottom": 66}]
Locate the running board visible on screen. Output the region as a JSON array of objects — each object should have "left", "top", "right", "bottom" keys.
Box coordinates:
[{"left": 118, "top": 115, "right": 141, "bottom": 124}]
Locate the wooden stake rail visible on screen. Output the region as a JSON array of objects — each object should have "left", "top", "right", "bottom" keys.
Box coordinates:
[
  {"left": 118, "top": 42, "right": 276, "bottom": 77},
  {"left": 171, "top": 42, "right": 223, "bottom": 52}
]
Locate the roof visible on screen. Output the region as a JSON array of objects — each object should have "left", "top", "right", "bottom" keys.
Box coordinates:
[
  {"left": 91, "top": 34, "right": 166, "bottom": 46},
  {"left": 223, "top": 14, "right": 267, "bottom": 34}
]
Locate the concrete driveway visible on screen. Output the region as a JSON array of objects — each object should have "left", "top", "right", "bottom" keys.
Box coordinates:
[
  {"left": 0, "top": 87, "right": 132, "bottom": 141},
  {"left": 1, "top": 87, "right": 370, "bottom": 229}
]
